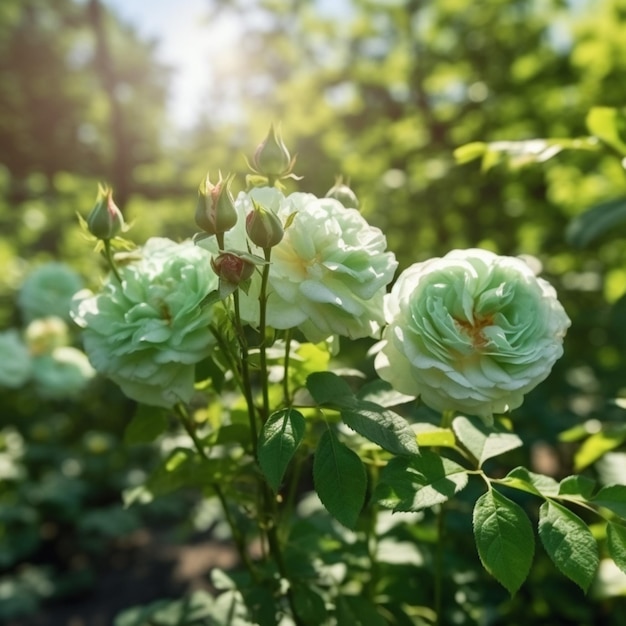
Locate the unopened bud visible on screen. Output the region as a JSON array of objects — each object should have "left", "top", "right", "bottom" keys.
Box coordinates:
[
  {"left": 195, "top": 172, "right": 238, "bottom": 236},
  {"left": 326, "top": 178, "right": 359, "bottom": 209},
  {"left": 253, "top": 124, "right": 292, "bottom": 178},
  {"left": 87, "top": 184, "right": 124, "bottom": 240},
  {"left": 211, "top": 251, "right": 255, "bottom": 286},
  {"left": 246, "top": 199, "right": 284, "bottom": 248}
]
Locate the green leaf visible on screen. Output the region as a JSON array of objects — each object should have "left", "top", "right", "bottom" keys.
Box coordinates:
[
  {"left": 538, "top": 500, "right": 599, "bottom": 592},
  {"left": 500, "top": 466, "right": 559, "bottom": 497},
  {"left": 313, "top": 429, "right": 367, "bottom": 529},
  {"left": 566, "top": 198, "right": 626, "bottom": 249},
  {"left": 586, "top": 106, "right": 626, "bottom": 156},
  {"left": 340, "top": 401, "right": 419, "bottom": 456},
  {"left": 452, "top": 415, "right": 523, "bottom": 467},
  {"left": 591, "top": 485, "right": 626, "bottom": 518},
  {"left": 335, "top": 595, "right": 387, "bottom": 626},
  {"left": 415, "top": 426, "right": 456, "bottom": 448},
  {"left": 258, "top": 408, "right": 306, "bottom": 492},
  {"left": 473, "top": 489, "right": 535, "bottom": 595},
  {"left": 306, "top": 371, "right": 356, "bottom": 408},
  {"left": 607, "top": 522, "right": 626, "bottom": 576},
  {"left": 375, "top": 450, "right": 468, "bottom": 512},
  {"left": 123, "top": 405, "right": 168, "bottom": 445},
  {"left": 453, "top": 141, "right": 488, "bottom": 164},
  {"left": 574, "top": 427, "right": 626, "bottom": 471},
  {"left": 558, "top": 475, "right": 596, "bottom": 500},
  {"left": 292, "top": 584, "right": 327, "bottom": 626}
]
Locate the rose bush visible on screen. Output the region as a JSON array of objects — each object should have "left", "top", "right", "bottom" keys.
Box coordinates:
[
  {"left": 198, "top": 187, "right": 398, "bottom": 342},
  {"left": 375, "top": 248, "right": 571, "bottom": 419},
  {"left": 71, "top": 237, "right": 220, "bottom": 407}
]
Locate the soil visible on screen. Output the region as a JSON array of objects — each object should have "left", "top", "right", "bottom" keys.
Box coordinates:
[{"left": 6, "top": 528, "right": 239, "bottom": 626}]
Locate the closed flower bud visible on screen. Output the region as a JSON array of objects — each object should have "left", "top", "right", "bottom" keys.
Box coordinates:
[
  {"left": 211, "top": 251, "right": 256, "bottom": 285},
  {"left": 246, "top": 199, "right": 284, "bottom": 248},
  {"left": 326, "top": 178, "right": 360, "bottom": 209},
  {"left": 87, "top": 184, "right": 124, "bottom": 240},
  {"left": 195, "top": 172, "right": 238, "bottom": 236},
  {"left": 253, "top": 124, "right": 292, "bottom": 178}
]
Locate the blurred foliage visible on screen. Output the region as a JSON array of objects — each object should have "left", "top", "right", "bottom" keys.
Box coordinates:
[{"left": 3, "top": 0, "right": 626, "bottom": 623}]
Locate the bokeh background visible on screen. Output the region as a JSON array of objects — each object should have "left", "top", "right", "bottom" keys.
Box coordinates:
[{"left": 2, "top": 0, "right": 626, "bottom": 624}]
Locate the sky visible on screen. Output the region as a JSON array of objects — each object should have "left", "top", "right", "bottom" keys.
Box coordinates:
[{"left": 101, "top": 0, "right": 238, "bottom": 129}]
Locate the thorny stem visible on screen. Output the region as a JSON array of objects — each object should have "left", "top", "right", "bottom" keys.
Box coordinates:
[{"left": 175, "top": 403, "right": 258, "bottom": 582}]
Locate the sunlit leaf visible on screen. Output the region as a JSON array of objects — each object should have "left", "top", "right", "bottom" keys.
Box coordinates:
[
  {"left": 452, "top": 415, "right": 523, "bottom": 467},
  {"left": 375, "top": 450, "right": 468, "bottom": 512},
  {"left": 591, "top": 485, "right": 626, "bottom": 518},
  {"left": 574, "top": 427, "right": 626, "bottom": 471},
  {"left": 340, "top": 401, "right": 419, "bottom": 456},
  {"left": 586, "top": 107, "right": 626, "bottom": 156},
  {"left": 538, "top": 500, "right": 599, "bottom": 592},
  {"left": 473, "top": 489, "right": 535, "bottom": 595}
]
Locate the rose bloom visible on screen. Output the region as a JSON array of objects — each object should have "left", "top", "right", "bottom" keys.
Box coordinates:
[
  {"left": 0, "top": 329, "right": 32, "bottom": 389},
  {"left": 18, "top": 262, "right": 83, "bottom": 323},
  {"left": 72, "top": 238, "right": 220, "bottom": 408},
  {"left": 375, "top": 249, "right": 571, "bottom": 419},
  {"left": 198, "top": 187, "right": 397, "bottom": 343}
]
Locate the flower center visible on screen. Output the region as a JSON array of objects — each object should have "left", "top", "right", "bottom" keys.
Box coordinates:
[{"left": 453, "top": 312, "right": 494, "bottom": 349}]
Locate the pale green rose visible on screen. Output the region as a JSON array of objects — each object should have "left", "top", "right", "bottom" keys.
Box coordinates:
[
  {"left": 375, "top": 249, "right": 571, "bottom": 420},
  {"left": 0, "top": 329, "right": 32, "bottom": 388},
  {"left": 18, "top": 262, "right": 83, "bottom": 323},
  {"left": 71, "top": 238, "right": 220, "bottom": 408},
  {"left": 32, "top": 346, "right": 95, "bottom": 399},
  {"left": 198, "top": 187, "right": 398, "bottom": 342}
]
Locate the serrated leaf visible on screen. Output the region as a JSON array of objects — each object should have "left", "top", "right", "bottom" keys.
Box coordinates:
[
  {"left": 473, "top": 489, "right": 535, "bottom": 595},
  {"left": 340, "top": 401, "right": 418, "bottom": 456},
  {"left": 574, "top": 427, "right": 626, "bottom": 471},
  {"left": 538, "top": 500, "right": 599, "bottom": 592},
  {"left": 306, "top": 371, "right": 356, "bottom": 408},
  {"left": 566, "top": 198, "right": 626, "bottom": 249},
  {"left": 591, "top": 485, "right": 626, "bottom": 518},
  {"left": 558, "top": 475, "right": 596, "bottom": 500},
  {"left": 452, "top": 415, "right": 523, "bottom": 467},
  {"left": 258, "top": 409, "right": 306, "bottom": 492},
  {"left": 375, "top": 450, "right": 468, "bottom": 512},
  {"left": 313, "top": 430, "right": 366, "bottom": 529},
  {"left": 586, "top": 106, "right": 626, "bottom": 156},
  {"left": 123, "top": 406, "right": 168, "bottom": 445},
  {"left": 607, "top": 522, "right": 626, "bottom": 576},
  {"left": 502, "top": 466, "right": 559, "bottom": 497}
]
